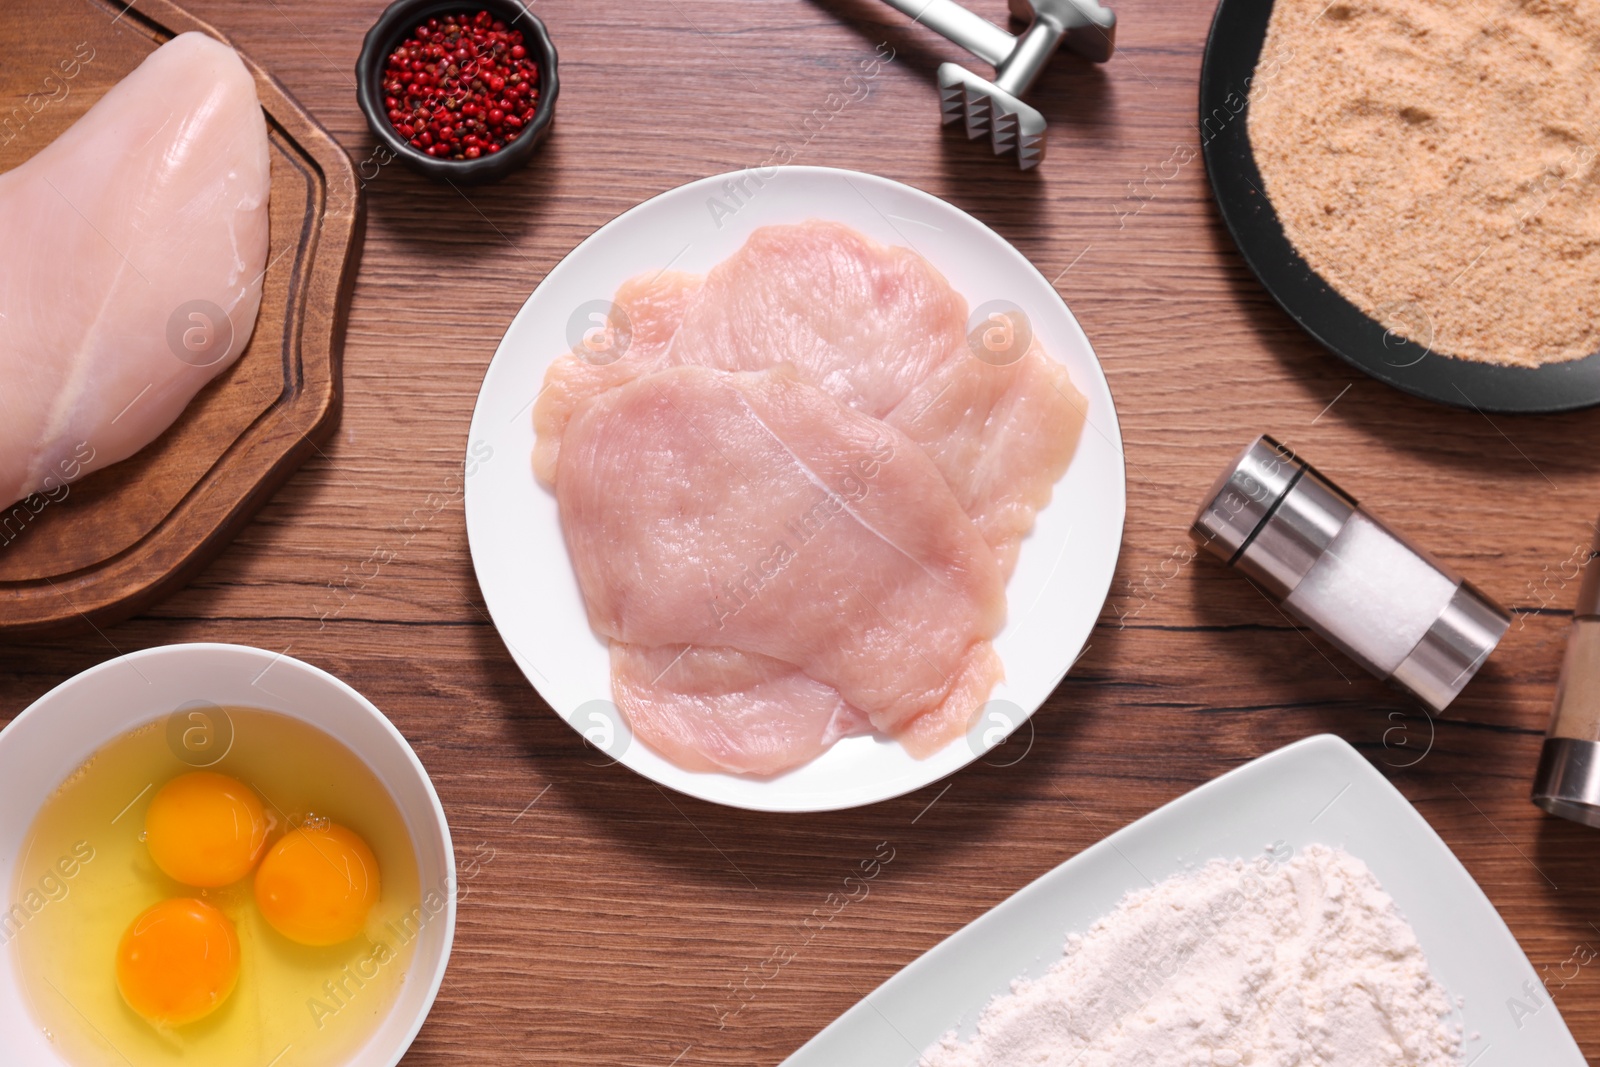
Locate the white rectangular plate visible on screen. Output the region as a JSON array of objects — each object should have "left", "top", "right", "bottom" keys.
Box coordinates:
[{"left": 782, "top": 733, "right": 1583, "bottom": 1065}]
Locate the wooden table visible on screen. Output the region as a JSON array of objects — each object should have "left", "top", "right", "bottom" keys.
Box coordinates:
[{"left": 7, "top": 0, "right": 1600, "bottom": 1062}]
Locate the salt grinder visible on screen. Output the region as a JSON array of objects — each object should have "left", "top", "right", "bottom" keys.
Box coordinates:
[
  {"left": 873, "top": 0, "right": 1116, "bottom": 168},
  {"left": 1533, "top": 522, "right": 1600, "bottom": 828},
  {"left": 1191, "top": 436, "right": 1509, "bottom": 713}
]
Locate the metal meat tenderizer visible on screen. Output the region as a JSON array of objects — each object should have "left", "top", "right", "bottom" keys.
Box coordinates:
[{"left": 876, "top": 0, "right": 1115, "bottom": 169}]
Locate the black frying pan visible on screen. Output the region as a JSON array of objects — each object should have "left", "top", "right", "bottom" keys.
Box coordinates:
[{"left": 1199, "top": 0, "right": 1600, "bottom": 413}]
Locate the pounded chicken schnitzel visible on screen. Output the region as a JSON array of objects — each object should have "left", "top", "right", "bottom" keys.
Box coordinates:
[{"left": 535, "top": 222, "right": 1085, "bottom": 774}]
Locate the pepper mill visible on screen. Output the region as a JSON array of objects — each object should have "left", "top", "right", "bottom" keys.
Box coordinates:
[{"left": 1533, "top": 521, "right": 1600, "bottom": 828}]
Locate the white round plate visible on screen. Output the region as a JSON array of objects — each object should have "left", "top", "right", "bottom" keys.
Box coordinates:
[{"left": 464, "top": 166, "right": 1125, "bottom": 812}]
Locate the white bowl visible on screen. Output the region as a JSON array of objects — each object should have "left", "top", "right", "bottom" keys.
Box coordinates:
[{"left": 0, "top": 643, "right": 455, "bottom": 1066}]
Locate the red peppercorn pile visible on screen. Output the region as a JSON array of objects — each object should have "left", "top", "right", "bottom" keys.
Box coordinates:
[{"left": 383, "top": 11, "right": 541, "bottom": 161}]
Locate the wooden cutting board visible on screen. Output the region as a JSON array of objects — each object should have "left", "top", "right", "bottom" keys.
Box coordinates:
[{"left": 0, "top": 0, "right": 362, "bottom": 632}]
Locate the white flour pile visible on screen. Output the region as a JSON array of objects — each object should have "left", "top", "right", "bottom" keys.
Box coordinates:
[{"left": 921, "top": 845, "right": 1461, "bottom": 1066}]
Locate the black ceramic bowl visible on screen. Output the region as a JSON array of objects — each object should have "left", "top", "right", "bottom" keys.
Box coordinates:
[{"left": 356, "top": 0, "right": 558, "bottom": 185}]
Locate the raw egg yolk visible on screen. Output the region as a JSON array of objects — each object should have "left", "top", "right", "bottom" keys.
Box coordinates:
[
  {"left": 116, "top": 897, "right": 240, "bottom": 1027},
  {"left": 145, "top": 771, "right": 269, "bottom": 887},
  {"left": 255, "top": 822, "right": 380, "bottom": 946}
]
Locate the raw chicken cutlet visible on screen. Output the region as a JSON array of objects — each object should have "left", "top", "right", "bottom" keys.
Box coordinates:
[
  {"left": 534, "top": 221, "right": 1086, "bottom": 774},
  {"left": 534, "top": 221, "right": 960, "bottom": 476},
  {"left": 611, "top": 645, "right": 872, "bottom": 776},
  {"left": 557, "top": 365, "right": 1006, "bottom": 767},
  {"left": 0, "top": 32, "right": 270, "bottom": 510},
  {"left": 533, "top": 221, "right": 1086, "bottom": 576},
  {"left": 669, "top": 220, "right": 969, "bottom": 416},
  {"left": 532, "top": 269, "right": 699, "bottom": 486}
]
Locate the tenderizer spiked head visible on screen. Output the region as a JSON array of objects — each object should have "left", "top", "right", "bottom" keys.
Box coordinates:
[
  {"left": 873, "top": 0, "right": 1116, "bottom": 169},
  {"left": 938, "top": 64, "right": 1048, "bottom": 170}
]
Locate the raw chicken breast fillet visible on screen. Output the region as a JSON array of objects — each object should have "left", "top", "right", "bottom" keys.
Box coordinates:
[
  {"left": 535, "top": 222, "right": 1085, "bottom": 574},
  {"left": 557, "top": 365, "right": 1006, "bottom": 758},
  {"left": 536, "top": 221, "right": 1087, "bottom": 772},
  {"left": 668, "top": 220, "right": 968, "bottom": 416},
  {"left": 0, "top": 32, "right": 270, "bottom": 508},
  {"left": 611, "top": 644, "right": 872, "bottom": 776},
  {"left": 888, "top": 339, "right": 1085, "bottom": 577},
  {"left": 672, "top": 220, "right": 1086, "bottom": 577},
  {"left": 532, "top": 270, "right": 699, "bottom": 486}
]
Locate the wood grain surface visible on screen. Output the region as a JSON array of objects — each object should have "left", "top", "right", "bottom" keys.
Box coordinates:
[
  {"left": 0, "top": 0, "right": 362, "bottom": 633},
  {"left": 4, "top": 0, "right": 1600, "bottom": 1063}
]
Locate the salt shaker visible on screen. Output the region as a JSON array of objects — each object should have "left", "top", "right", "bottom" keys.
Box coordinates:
[
  {"left": 1191, "top": 435, "right": 1509, "bottom": 712},
  {"left": 1533, "top": 522, "right": 1600, "bottom": 828}
]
